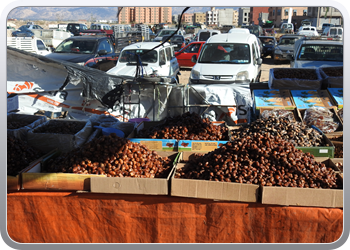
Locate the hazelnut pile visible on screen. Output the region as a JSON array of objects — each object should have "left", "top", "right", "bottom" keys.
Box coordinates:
[
  {"left": 7, "top": 121, "right": 33, "bottom": 129},
  {"left": 33, "top": 120, "right": 85, "bottom": 135},
  {"left": 137, "top": 112, "right": 229, "bottom": 141},
  {"left": 175, "top": 133, "right": 341, "bottom": 189},
  {"left": 47, "top": 133, "right": 173, "bottom": 178},
  {"left": 231, "top": 117, "right": 327, "bottom": 147},
  {"left": 7, "top": 135, "right": 44, "bottom": 176}
]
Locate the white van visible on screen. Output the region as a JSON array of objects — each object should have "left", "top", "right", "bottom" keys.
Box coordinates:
[
  {"left": 228, "top": 28, "right": 250, "bottom": 34},
  {"left": 107, "top": 42, "right": 180, "bottom": 83},
  {"left": 324, "top": 27, "right": 343, "bottom": 40},
  {"left": 193, "top": 29, "right": 221, "bottom": 42},
  {"left": 189, "top": 33, "right": 262, "bottom": 84}
]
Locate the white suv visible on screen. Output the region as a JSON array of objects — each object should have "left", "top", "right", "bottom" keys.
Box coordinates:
[
  {"left": 189, "top": 33, "right": 262, "bottom": 84},
  {"left": 107, "top": 42, "right": 180, "bottom": 83}
]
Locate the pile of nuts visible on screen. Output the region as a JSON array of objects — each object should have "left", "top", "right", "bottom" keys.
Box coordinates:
[
  {"left": 137, "top": 112, "right": 229, "bottom": 141},
  {"left": 175, "top": 133, "right": 341, "bottom": 189},
  {"left": 334, "top": 144, "right": 343, "bottom": 158},
  {"left": 7, "top": 120, "right": 33, "bottom": 129},
  {"left": 334, "top": 162, "right": 343, "bottom": 172},
  {"left": 7, "top": 135, "right": 44, "bottom": 176},
  {"left": 47, "top": 133, "right": 173, "bottom": 178},
  {"left": 273, "top": 68, "right": 318, "bottom": 80},
  {"left": 230, "top": 117, "right": 327, "bottom": 147},
  {"left": 33, "top": 120, "right": 85, "bottom": 135}
]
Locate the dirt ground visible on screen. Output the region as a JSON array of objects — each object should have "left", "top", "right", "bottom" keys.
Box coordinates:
[{"left": 178, "top": 56, "right": 290, "bottom": 85}]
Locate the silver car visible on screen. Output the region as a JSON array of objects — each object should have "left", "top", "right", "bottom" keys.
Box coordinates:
[{"left": 273, "top": 35, "right": 305, "bottom": 64}]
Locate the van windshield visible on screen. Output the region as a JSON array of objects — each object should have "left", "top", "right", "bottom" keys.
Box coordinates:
[
  {"left": 297, "top": 44, "right": 343, "bottom": 62},
  {"left": 119, "top": 49, "right": 158, "bottom": 63},
  {"left": 198, "top": 43, "right": 250, "bottom": 64}
]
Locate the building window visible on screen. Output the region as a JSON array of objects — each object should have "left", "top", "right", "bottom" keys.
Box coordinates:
[
  {"left": 244, "top": 13, "right": 247, "bottom": 16},
  {"left": 244, "top": 18, "right": 247, "bottom": 22},
  {"left": 303, "top": 10, "right": 307, "bottom": 16},
  {"left": 273, "top": 10, "right": 275, "bottom": 16},
  {"left": 284, "top": 9, "right": 288, "bottom": 16},
  {"left": 277, "top": 9, "right": 281, "bottom": 16},
  {"left": 293, "top": 10, "right": 297, "bottom": 16}
]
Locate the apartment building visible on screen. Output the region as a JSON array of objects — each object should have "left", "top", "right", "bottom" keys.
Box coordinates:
[
  {"left": 249, "top": 7, "right": 269, "bottom": 25},
  {"left": 308, "top": 7, "right": 342, "bottom": 28},
  {"left": 206, "top": 7, "right": 218, "bottom": 26},
  {"left": 194, "top": 12, "right": 206, "bottom": 24},
  {"left": 217, "top": 8, "right": 234, "bottom": 26},
  {"left": 117, "top": 7, "right": 171, "bottom": 24},
  {"left": 238, "top": 7, "right": 250, "bottom": 26},
  {"left": 268, "top": 7, "right": 308, "bottom": 27},
  {"left": 181, "top": 13, "right": 194, "bottom": 24}
]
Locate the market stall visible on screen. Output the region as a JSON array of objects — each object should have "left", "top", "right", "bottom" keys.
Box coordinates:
[{"left": 7, "top": 47, "right": 344, "bottom": 244}]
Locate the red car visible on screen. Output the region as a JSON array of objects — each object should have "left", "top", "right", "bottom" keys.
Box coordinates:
[{"left": 175, "top": 41, "right": 205, "bottom": 68}]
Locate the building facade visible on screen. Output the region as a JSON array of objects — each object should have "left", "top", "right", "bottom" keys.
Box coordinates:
[
  {"left": 117, "top": 7, "right": 171, "bottom": 24},
  {"left": 238, "top": 7, "right": 250, "bottom": 26},
  {"left": 194, "top": 12, "right": 206, "bottom": 24},
  {"left": 181, "top": 13, "right": 194, "bottom": 24},
  {"left": 268, "top": 7, "right": 308, "bottom": 27},
  {"left": 206, "top": 7, "right": 219, "bottom": 26},
  {"left": 217, "top": 8, "right": 234, "bottom": 26},
  {"left": 249, "top": 7, "right": 269, "bottom": 25},
  {"left": 307, "top": 7, "right": 342, "bottom": 28},
  {"left": 233, "top": 10, "right": 238, "bottom": 26}
]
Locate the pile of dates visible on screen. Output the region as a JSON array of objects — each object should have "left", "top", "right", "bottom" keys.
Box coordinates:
[
  {"left": 273, "top": 68, "right": 318, "bottom": 80},
  {"left": 137, "top": 112, "right": 229, "bottom": 141},
  {"left": 334, "top": 144, "right": 343, "bottom": 158},
  {"left": 260, "top": 109, "right": 295, "bottom": 122},
  {"left": 303, "top": 107, "right": 339, "bottom": 133},
  {"left": 33, "top": 120, "right": 85, "bottom": 135},
  {"left": 231, "top": 117, "right": 327, "bottom": 147},
  {"left": 47, "top": 133, "right": 173, "bottom": 178},
  {"left": 7, "top": 135, "right": 44, "bottom": 176},
  {"left": 322, "top": 67, "right": 343, "bottom": 77},
  {"left": 175, "top": 133, "right": 341, "bottom": 189},
  {"left": 7, "top": 120, "right": 33, "bottom": 129}
]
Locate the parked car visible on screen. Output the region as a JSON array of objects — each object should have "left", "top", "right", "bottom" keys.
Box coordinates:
[
  {"left": 288, "top": 37, "right": 343, "bottom": 68},
  {"left": 258, "top": 36, "right": 277, "bottom": 58},
  {"left": 321, "top": 23, "right": 335, "bottom": 33},
  {"left": 45, "top": 36, "right": 118, "bottom": 71},
  {"left": 192, "top": 29, "right": 221, "bottom": 42},
  {"left": 7, "top": 36, "right": 52, "bottom": 56},
  {"left": 246, "top": 25, "right": 264, "bottom": 37},
  {"left": 162, "top": 35, "right": 186, "bottom": 51},
  {"left": 297, "top": 26, "right": 319, "bottom": 37},
  {"left": 11, "top": 26, "right": 34, "bottom": 37},
  {"left": 273, "top": 35, "right": 305, "bottom": 64},
  {"left": 189, "top": 33, "right": 262, "bottom": 84},
  {"left": 107, "top": 42, "right": 181, "bottom": 83},
  {"left": 153, "top": 29, "right": 186, "bottom": 42},
  {"left": 66, "top": 23, "right": 89, "bottom": 36},
  {"left": 323, "top": 27, "right": 343, "bottom": 40},
  {"left": 175, "top": 41, "right": 205, "bottom": 68}
]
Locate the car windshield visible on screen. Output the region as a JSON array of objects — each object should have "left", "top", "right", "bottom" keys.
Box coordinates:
[
  {"left": 198, "top": 43, "right": 250, "bottom": 64},
  {"left": 162, "top": 35, "right": 184, "bottom": 43},
  {"left": 297, "top": 44, "right": 343, "bottom": 62},
  {"left": 279, "top": 38, "right": 299, "bottom": 45},
  {"left": 54, "top": 40, "right": 97, "bottom": 53},
  {"left": 119, "top": 49, "right": 158, "bottom": 63},
  {"left": 158, "top": 30, "right": 176, "bottom": 37}
]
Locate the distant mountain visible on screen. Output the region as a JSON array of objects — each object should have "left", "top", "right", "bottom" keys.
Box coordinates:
[{"left": 7, "top": 6, "right": 239, "bottom": 21}]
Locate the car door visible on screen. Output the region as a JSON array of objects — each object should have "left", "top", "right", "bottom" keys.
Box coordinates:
[
  {"left": 158, "top": 48, "right": 169, "bottom": 77},
  {"left": 176, "top": 42, "right": 201, "bottom": 67},
  {"left": 94, "top": 39, "right": 118, "bottom": 71}
]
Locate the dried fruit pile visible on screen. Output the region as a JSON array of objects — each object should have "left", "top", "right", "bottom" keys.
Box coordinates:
[
  {"left": 260, "top": 109, "right": 295, "bottom": 121},
  {"left": 137, "top": 112, "right": 229, "bottom": 140},
  {"left": 33, "top": 120, "right": 85, "bottom": 135},
  {"left": 231, "top": 117, "right": 327, "bottom": 147},
  {"left": 175, "top": 133, "right": 341, "bottom": 189},
  {"left": 7, "top": 121, "right": 33, "bottom": 129},
  {"left": 322, "top": 67, "right": 343, "bottom": 77},
  {"left": 303, "top": 107, "right": 339, "bottom": 133},
  {"left": 334, "top": 144, "right": 343, "bottom": 158},
  {"left": 7, "top": 135, "right": 43, "bottom": 176},
  {"left": 47, "top": 133, "right": 173, "bottom": 178},
  {"left": 273, "top": 68, "right": 318, "bottom": 80}
]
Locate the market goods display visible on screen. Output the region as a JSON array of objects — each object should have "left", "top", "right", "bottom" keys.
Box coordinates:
[
  {"left": 334, "top": 144, "right": 343, "bottom": 158},
  {"left": 33, "top": 120, "right": 85, "bottom": 134},
  {"left": 273, "top": 68, "right": 318, "bottom": 80},
  {"left": 260, "top": 109, "right": 295, "bottom": 121},
  {"left": 47, "top": 133, "right": 173, "bottom": 178},
  {"left": 303, "top": 107, "right": 339, "bottom": 133},
  {"left": 322, "top": 67, "right": 343, "bottom": 77},
  {"left": 7, "top": 135, "right": 44, "bottom": 176},
  {"left": 230, "top": 117, "right": 328, "bottom": 147},
  {"left": 7, "top": 120, "right": 33, "bottom": 129},
  {"left": 337, "top": 108, "right": 343, "bottom": 120},
  {"left": 137, "top": 112, "right": 229, "bottom": 140},
  {"left": 175, "top": 133, "right": 341, "bottom": 189},
  {"left": 334, "top": 162, "right": 343, "bottom": 172}
]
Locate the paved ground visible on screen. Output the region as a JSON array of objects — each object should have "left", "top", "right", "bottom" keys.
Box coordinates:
[{"left": 178, "top": 56, "right": 290, "bottom": 84}]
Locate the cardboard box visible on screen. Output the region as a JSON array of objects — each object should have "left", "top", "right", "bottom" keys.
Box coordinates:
[
  {"left": 319, "top": 66, "right": 343, "bottom": 88},
  {"left": 21, "top": 150, "right": 106, "bottom": 191},
  {"left": 178, "top": 140, "right": 228, "bottom": 152},
  {"left": 261, "top": 157, "right": 343, "bottom": 208},
  {"left": 268, "top": 68, "right": 323, "bottom": 90},
  {"left": 290, "top": 90, "right": 337, "bottom": 110},
  {"left": 90, "top": 152, "right": 180, "bottom": 195},
  {"left": 253, "top": 89, "right": 296, "bottom": 116},
  {"left": 171, "top": 152, "right": 260, "bottom": 202},
  {"left": 8, "top": 150, "right": 55, "bottom": 191},
  {"left": 327, "top": 88, "right": 343, "bottom": 109}
]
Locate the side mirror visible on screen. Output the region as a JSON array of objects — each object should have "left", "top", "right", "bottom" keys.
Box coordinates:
[
  {"left": 257, "top": 58, "right": 263, "bottom": 65},
  {"left": 98, "top": 50, "right": 107, "bottom": 56},
  {"left": 160, "top": 60, "right": 166, "bottom": 66},
  {"left": 286, "top": 54, "right": 294, "bottom": 60},
  {"left": 191, "top": 55, "right": 197, "bottom": 63}
]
